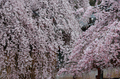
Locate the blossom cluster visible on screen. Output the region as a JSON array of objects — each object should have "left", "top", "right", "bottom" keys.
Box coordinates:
[
  {"left": 0, "top": 0, "right": 82, "bottom": 79},
  {"left": 59, "top": 0, "right": 120, "bottom": 76}
]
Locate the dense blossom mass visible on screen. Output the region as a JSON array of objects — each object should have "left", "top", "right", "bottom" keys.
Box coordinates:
[
  {"left": 58, "top": 0, "right": 120, "bottom": 76},
  {"left": 0, "top": 0, "right": 83, "bottom": 79},
  {"left": 0, "top": 0, "right": 120, "bottom": 78}
]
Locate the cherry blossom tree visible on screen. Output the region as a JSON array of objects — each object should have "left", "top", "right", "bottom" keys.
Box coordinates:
[
  {"left": 0, "top": 0, "right": 83, "bottom": 79},
  {"left": 58, "top": 0, "right": 120, "bottom": 77}
]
